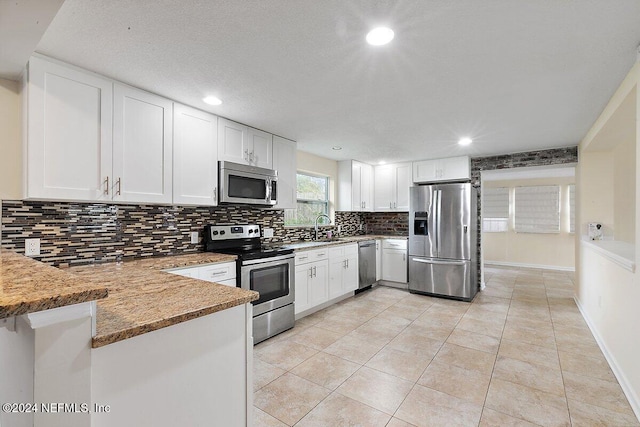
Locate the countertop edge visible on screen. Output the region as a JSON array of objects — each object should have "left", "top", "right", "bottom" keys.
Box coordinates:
[
  {"left": 92, "top": 290, "right": 258, "bottom": 348},
  {"left": 0, "top": 288, "right": 109, "bottom": 319},
  {"left": 581, "top": 237, "right": 636, "bottom": 272}
]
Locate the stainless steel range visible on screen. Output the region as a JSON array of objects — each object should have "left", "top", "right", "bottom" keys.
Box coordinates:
[{"left": 204, "top": 224, "right": 294, "bottom": 344}]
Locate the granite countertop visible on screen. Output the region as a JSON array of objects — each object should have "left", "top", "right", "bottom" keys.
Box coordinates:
[
  {"left": 66, "top": 253, "right": 258, "bottom": 348},
  {"left": 0, "top": 249, "right": 109, "bottom": 319},
  {"left": 283, "top": 235, "right": 408, "bottom": 251}
]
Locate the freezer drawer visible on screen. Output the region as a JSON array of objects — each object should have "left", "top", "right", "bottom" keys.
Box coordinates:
[{"left": 408, "top": 257, "right": 476, "bottom": 301}]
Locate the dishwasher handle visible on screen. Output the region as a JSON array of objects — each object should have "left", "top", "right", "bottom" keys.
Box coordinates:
[{"left": 358, "top": 242, "right": 376, "bottom": 248}]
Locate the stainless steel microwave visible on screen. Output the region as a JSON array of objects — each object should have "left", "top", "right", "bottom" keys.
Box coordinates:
[{"left": 219, "top": 161, "right": 278, "bottom": 206}]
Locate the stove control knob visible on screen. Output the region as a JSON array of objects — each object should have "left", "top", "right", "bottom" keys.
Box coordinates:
[
  {"left": 220, "top": 230, "right": 226, "bottom": 235},
  {"left": 248, "top": 229, "right": 253, "bottom": 234},
  {"left": 212, "top": 231, "right": 219, "bottom": 236},
  {"left": 254, "top": 228, "right": 259, "bottom": 234}
]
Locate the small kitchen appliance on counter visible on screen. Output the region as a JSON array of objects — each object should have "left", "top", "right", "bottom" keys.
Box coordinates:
[
  {"left": 588, "top": 223, "right": 603, "bottom": 240},
  {"left": 204, "top": 224, "right": 294, "bottom": 344}
]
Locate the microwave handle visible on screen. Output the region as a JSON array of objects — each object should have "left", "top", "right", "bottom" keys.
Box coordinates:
[{"left": 265, "top": 178, "right": 271, "bottom": 202}]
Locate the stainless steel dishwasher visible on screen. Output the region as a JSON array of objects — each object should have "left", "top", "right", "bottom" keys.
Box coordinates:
[{"left": 358, "top": 240, "right": 376, "bottom": 291}]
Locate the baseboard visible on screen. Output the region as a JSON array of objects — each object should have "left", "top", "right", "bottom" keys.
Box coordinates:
[
  {"left": 485, "top": 261, "right": 575, "bottom": 272},
  {"left": 295, "top": 292, "right": 353, "bottom": 320},
  {"left": 574, "top": 297, "right": 640, "bottom": 422}
]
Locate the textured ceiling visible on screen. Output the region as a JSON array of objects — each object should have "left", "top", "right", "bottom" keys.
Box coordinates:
[{"left": 35, "top": 0, "right": 640, "bottom": 164}]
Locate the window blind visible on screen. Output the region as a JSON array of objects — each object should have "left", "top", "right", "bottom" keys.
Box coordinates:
[
  {"left": 482, "top": 187, "right": 509, "bottom": 232},
  {"left": 514, "top": 185, "right": 560, "bottom": 233},
  {"left": 569, "top": 184, "right": 576, "bottom": 233}
]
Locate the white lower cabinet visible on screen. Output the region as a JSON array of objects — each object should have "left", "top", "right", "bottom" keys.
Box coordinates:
[
  {"left": 294, "top": 249, "right": 329, "bottom": 315},
  {"left": 165, "top": 261, "right": 237, "bottom": 287},
  {"left": 382, "top": 239, "right": 408, "bottom": 283},
  {"left": 376, "top": 240, "right": 382, "bottom": 281},
  {"left": 328, "top": 243, "right": 359, "bottom": 299}
]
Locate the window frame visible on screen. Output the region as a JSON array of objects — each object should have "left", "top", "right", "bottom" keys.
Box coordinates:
[{"left": 284, "top": 171, "right": 330, "bottom": 227}]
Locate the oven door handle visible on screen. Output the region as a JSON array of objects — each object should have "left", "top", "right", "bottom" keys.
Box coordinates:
[{"left": 241, "top": 253, "right": 295, "bottom": 266}]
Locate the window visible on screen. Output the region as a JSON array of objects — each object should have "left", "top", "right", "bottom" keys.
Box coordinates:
[
  {"left": 482, "top": 187, "right": 509, "bottom": 232},
  {"left": 569, "top": 184, "right": 576, "bottom": 233},
  {"left": 284, "top": 172, "right": 329, "bottom": 226},
  {"left": 514, "top": 185, "right": 560, "bottom": 233}
]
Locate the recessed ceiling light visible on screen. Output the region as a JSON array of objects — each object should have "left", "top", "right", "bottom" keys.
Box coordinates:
[
  {"left": 366, "top": 27, "right": 394, "bottom": 46},
  {"left": 458, "top": 137, "right": 473, "bottom": 146},
  {"left": 203, "top": 96, "right": 222, "bottom": 106},
  {"left": 378, "top": 161, "right": 386, "bottom": 165},
  {"left": 332, "top": 146, "right": 342, "bottom": 150}
]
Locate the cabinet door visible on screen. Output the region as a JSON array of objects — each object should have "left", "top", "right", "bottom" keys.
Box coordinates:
[
  {"left": 440, "top": 156, "right": 470, "bottom": 181},
  {"left": 328, "top": 257, "right": 345, "bottom": 299},
  {"left": 374, "top": 164, "right": 394, "bottom": 211},
  {"left": 113, "top": 84, "right": 173, "bottom": 203},
  {"left": 412, "top": 159, "right": 439, "bottom": 183},
  {"left": 173, "top": 104, "right": 218, "bottom": 206},
  {"left": 309, "top": 261, "right": 329, "bottom": 307},
  {"left": 394, "top": 163, "right": 412, "bottom": 211},
  {"left": 382, "top": 249, "right": 407, "bottom": 283},
  {"left": 295, "top": 264, "right": 311, "bottom": 314},
  {"left": 26, "top": 56, "right": 113, "bottom": 201},
  {"left": 361, "top": 163, "right": 373, "bottom": 211},
  {"left": 351, "top": 161, "right": 363, "bottom": 211},
  {"left": 375, "top": 240, "right": 382, "bottom": 281},
  {"left": 218, "top": 117, "right": 249, "bottom": 164},
  {"left": 248, "top": 127, "right": 273, "bottom": 169},
  {"left": 272, "top": 136, "right": 297, "bottom": 209},
  {"left": 343, "top": 255, "right": 359, "bottom": 292}
]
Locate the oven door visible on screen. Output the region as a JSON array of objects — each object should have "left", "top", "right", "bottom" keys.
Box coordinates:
[
  {"left": 240, "top": 254, "right": 294, "bottom": 316},
  {"left": 219, "top": 168, "right": 276, "bottom": 206}
]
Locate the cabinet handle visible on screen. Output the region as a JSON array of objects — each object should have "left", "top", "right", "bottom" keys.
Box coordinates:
[
  {"left": 389, "top": 201, "right": 392, "bottom": 209},
  {"left": 299, "top": 255, "right": 308, "bottom": 260},
  {"left": 249, "top": 151, "right": 255, "bottom": 164},
  {"left": 343, "top": 260, "right": 347, "bottom": 269},
  {"left": 394, "top": 202, "right": 397, "bottom": 209},
  {"left": 210, "top": 271, "right": 226, "bottom": 276},
  {"left": 244, "top": 149, "right": 249, "bottom": 161},
  {"left": 403, "top": 253, "right": 406, "bottom": 261},
  {"left": 115, "top": 177, "right": 121, "bottom": 196},
  {"left": 104, "top": 176, "right": 110, "bottom": 195},
  {"left": 213, "top": 187, "right": 217, "bottom": 202},
  {"left": 309, "top": 267, "right": 313, "bottom": 278},
  {"left": 346, "top": 259, "right": 349, "bottom": 268},
  {"left": 317, "top": 252, "right": 325, "bottom": 257},
  {"left": 313, "top": 266, "right": 317, "bottom": 277}
]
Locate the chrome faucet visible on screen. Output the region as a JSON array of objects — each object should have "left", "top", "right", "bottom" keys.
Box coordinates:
[{"left": 314, "top": 214, "right": 331, "bottom": 240}]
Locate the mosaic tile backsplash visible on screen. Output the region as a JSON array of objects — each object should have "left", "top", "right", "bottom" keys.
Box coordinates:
[{"left": 0, "top": 201, "right": 366, "bottom": 267}]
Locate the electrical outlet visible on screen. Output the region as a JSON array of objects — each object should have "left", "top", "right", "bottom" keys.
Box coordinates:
[
  {"left": 25, "top": 238, "right": 40, "bottom": 256},
  {"left": 337, "top": 225, "right": 342, "bottom": 233},
  {"left": 263, "top": 228, "right": 274, "bottom": 238},
  {"left": 359, "top": 224, "right": 363, "bottom": 231},
  {"left": 190, "top": 231, "right": 199, "bottom": 244}
]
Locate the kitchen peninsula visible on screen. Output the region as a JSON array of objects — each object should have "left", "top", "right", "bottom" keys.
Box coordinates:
[{"left": 0, "top": 250, "right": 258, "bottom": 427}]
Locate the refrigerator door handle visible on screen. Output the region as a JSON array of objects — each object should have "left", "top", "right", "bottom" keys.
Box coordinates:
[
  {"left": 411, "top": 257, "right": 466, "bottom": 266},
  {"left": 435, "top": 189, "right": 441, "bottom": 256}
]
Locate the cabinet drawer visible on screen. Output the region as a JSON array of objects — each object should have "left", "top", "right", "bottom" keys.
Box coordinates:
[
  {"left": 382, "top": 239, "right": 407, "bottom": 250},
  {"left": 296, "top": 248, "right": 328, "bottom": 264},
  {"left": 198, "top": 262, "right": 236, "bottom": 283}
]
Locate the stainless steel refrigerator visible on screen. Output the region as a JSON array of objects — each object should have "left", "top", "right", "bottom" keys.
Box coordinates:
[{"left": 408, "top": 183, "right": 478, "bottom": 301}]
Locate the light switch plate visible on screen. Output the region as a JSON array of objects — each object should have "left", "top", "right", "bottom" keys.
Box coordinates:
[
  {"left": 263, "top": 228, "right": 274, "bottom": 238},
  {"left": 190, "top": 231, "right": 199, "bottom": 244},
  {"left": 25, "top": 238, "right": 40, "bottom": 256}
]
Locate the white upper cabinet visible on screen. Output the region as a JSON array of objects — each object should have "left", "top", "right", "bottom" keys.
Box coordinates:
[
  {"left": 413, "top": 156, "right": 470, "bottom": 183},
  {"left": 113, "top": 83, "right": 173, "bottom": 204},
  {"left": 217, "top": 118, "right": 249, "bottom": 164},
  {"left": 217, "top": 117, "right": 273, "bottom": 169},
  {"left": 373, "top": 162, "right": 411, "bottom": 211},
  {"left": 248, "top": 127, "right": 273, "bottom": 169},
  {"left": 338, "top": 160, "right": 373, "bottom": 211},
  {"left": 272, "top": 135, "right": 297, "bottom": 209},
  {"left": 25, "top": 56, "right": 113, "bottom": 201},
  {"left": 173, "top": 104, "right": 218, "bottom": 206}
]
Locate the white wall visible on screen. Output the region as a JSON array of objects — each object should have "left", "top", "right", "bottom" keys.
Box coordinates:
[
  {"left": 577, "top": 63, "right": 640, "bottom": 419},
  {"left": 483, "top": 176, "right": 575, "bottom": 270},
  {"left": 0, "top": 77, "right": 22, "bottom": 200}
]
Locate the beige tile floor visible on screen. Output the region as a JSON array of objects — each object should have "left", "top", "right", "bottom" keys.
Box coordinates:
[{"left": 253, "top": 266, "right": 640, "bottom": 426}]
